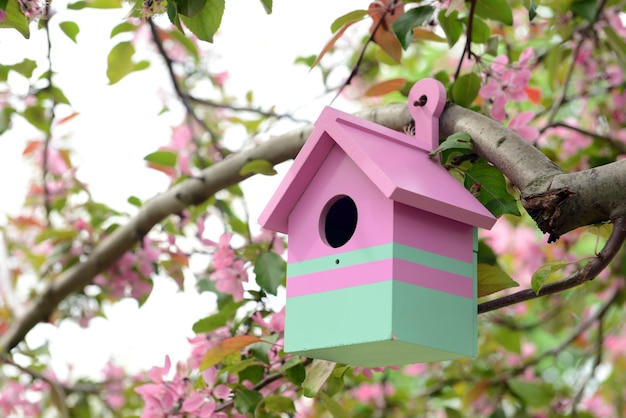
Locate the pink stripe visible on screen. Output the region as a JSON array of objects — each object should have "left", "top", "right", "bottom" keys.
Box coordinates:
[
  {"left": 287, "top": 259, "right": 473, "bottom": 298},
  {"left": 393, "top": 259, "right": 473, "bottom": 298}
]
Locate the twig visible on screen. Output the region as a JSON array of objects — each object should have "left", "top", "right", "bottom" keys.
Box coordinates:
[
  {"left": 41, "top": 18, "right": 56, "bottom": 226},
  {"left": 544, "top": 0, "right": 609, "bottom": 127},
  {"left": 453, "top": 0, "right": 477, "bottom": 81},
  {"left": 147, "top": 20, "right": 219, "bottom": 144},
  {"left": 479, "top": 217, "right": 626, "bottom": 314},
  {"left": 187, "top": 96, "right": 308, "bottom": 124},
  {"left": 544, "top": 121, "right": 626, "bottom": 154},
  {"left": 504, "top": 288, "right": 619, "bottom": 380},
  {"left": 330, "top": 0, "right": 396, "bottom": 104}
]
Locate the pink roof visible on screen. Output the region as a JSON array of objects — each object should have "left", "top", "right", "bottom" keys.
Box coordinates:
[{"left": 259, "top": 107, "right": 496, "bottom": 234}]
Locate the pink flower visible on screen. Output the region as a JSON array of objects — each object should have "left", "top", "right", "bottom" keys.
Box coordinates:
[
  {"left": 480, "top": 48, "right": 534, "bottom": 121},
  {"left": 0, "top": 10, "right": 6, "bottom": 23},
  {"left": 214, "top": 71, "right": 229, "bottom": 88},
  {"left": 508, "top": 111, "right": 539, "bottom": 141},
  {"left": 102, "top": 361, "right": 126, "bottom": 410},
  {"left": 213, "top": 233, "right": 235, "bottom": 270},
  {"left": 581, "top": 393, "right": 613, "bottom": 417},
  {"left": 252, "top": 306, "right": 285, "bottom": 333},
  {"left": 211, "top": 259, "right": 248, "bottom": 302}
]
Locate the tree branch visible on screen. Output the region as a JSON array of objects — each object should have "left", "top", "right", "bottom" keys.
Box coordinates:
[
  {"left": 478, "top": 217, "right": 626, "bottom": 314},
  {"left": 2, "top": 102, "right": 626, "bottom": 353}
]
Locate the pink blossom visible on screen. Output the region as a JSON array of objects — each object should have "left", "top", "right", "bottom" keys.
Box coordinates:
[
  {"left": 351, "top": 382, "right": 394, "bottom": 408},
  {"left": 18, "top": 0, "right": 44, "bottom": 19},
  {"left": 102, "top": 361, "right": 126, "bottom": 410},
  {"left": 214, "top": 71, "right": 229, "bottom": 88},
  {"left": 95, "top": 237, "right": 159, "bottom": 302},
  {"left": 211, "top": 259, "right": 248, "bottom": 302},
  {"left": 580, "top": 393, "right": 613, "bottom": 417},
  {"left": 252, "top": 306, "right": 285, "bottom": 333},
  {"left": 403, "top": 363, "right": 428, "bottom": 376},
  {"left": 254, "top": 229, "right": 285, "bottom": 256},
  {"left": 213, "top": 233, "right": 235, "bottom": 270},
  {"left": 508, "top": 111, "right": 539, "bottom": 141},
  {"left": 353, "top": 365, "right": 400, "bottom": 378},
  {"left": 480, "top": 49, "right": 534, "bottom": 121},
  {"left": 0, "top": 10, "right": 6, "bottom": 23},
  {"left": 209, "top": 233, "right": 248, "bottom": 301},
  {"left": 180, "top": 393, "right": 215, "bottom": 417},
  {"left": 170, "top": 124, "right": 192, "bottom": 151}
]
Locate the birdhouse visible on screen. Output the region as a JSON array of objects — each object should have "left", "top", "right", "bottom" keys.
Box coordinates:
[{"left": 258, "top": 79, "right": 496, "bottom": 367}]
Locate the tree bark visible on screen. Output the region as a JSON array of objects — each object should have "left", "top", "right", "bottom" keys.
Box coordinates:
[{"left": 2, "top": 103, "right": 625, "bottom": 354}]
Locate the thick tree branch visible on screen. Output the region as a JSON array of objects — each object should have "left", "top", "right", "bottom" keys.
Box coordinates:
[{"left": 2, "top": 103, "right": 626, "bottom": 353}]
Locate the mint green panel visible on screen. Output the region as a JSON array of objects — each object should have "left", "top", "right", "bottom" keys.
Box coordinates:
[
  {"left": 392, "top": 281, "right": 477, "bottom": 358},
  {"left": 286, "top": 282, "right": 393, "bottom": 354},
  {"left": 286, "top": 281, "right": 477, "bottom": 367}
]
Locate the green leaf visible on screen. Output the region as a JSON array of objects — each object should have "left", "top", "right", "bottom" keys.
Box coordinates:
[
  {"left": 59, "top": 21, "right": 80, "bottom": 43},
  {"left": 180, "top": 0, "right": 224, "bottom": 43},
  {"left": 477, "top": 263, "right": 519, "bottom": 297},
  {"left": 176, "top": 0, "right": 205, "bottom": 18},
  {"left": 508, "top": 379, "right": 554, "bottom": 408},
  {"left": 127, "top": 196, "right": 142, "bottom": 207},
  {"left": 531, "top": 260, "right": 576, "bottom": 295},
  {"left": 11, "top": 59, "right": 37, "bottom": 78},
  {"left": 48, "top": 86, "right": 71, "bottom": 105},
  {"left": 254, "top": 252, "right": 285, "bottom": 295},
  {"left": 110, "top": 21, "right": 137, "bottom": 38},
  {"left": 192, "top": 301, "right": 243, "bottom": 333},
  {"left": 527, "top": 0, "right": 537, "bottom": 20},
  {"left": 464, "top": 161, "right": 521, "bottom": 217},
  {"left": 67, "top": 0, "right": 121, "bottom": 9},
  {"left": 429, "top": 132, "right": 473, "bottom": 157},
  {"left": 325, "top": 374, "right": 345, "bottom": 397},
  {"left": 604, "top": 26, "right": 626, "bottom": 74},
  {"left": 485, "top": 36, "right": 499, "bottom": 56},
  {"left": 200, "top": 335, "right": 262, "bottom": 370},
  {"left": 438, "top": 9, "right": 462, "bottom": 47},
  {"left": 330, "top": 9, "right": 367, "bottom": 33},
  {"left": 258, "top": 0, "right": 271, "bottom": 14},
  {"left": 0, "top": 106, "right": 14, "bottom": 135},
  {"left": 106, "top": 41, "right": 150, "bottom": 84},
  {"left": 392, "top": 5, "right": 434, "bottom": 50},
  {"left": 240, "top": 159, "right": 277, "bottom": 176},
  {"left": 303, "top": 360, "right": 336, "bottom": 398},
  {"left": 451, "top": 73, "right": 481, "bottom": 107},
  {"left": 318, "top": 391, "right": 348, "bottom": 418},
  {"left": 494, "top": 327, "right": 521, "bottom": 354},
  {"left": 285, "top": 362, "right": 306, "bottom": 386},
  {"left": 464, "top": 16, "right": 490, "bottom": 44},
  {"left": 143, "top": 150, "right": 177, "bottom": 167},
  {"left": 23, "top": 105, "right": 50, "bottom": 134},
  {"left": 234, "top": 388, "right": 263, "bottom": 414},
  {"left": 0, "top": 0, "right": 30, "bottom": 38},
  {"left": 570, "top": 0, "right": 597, "bottom": 22},
  {"left": 474, "top": 0, "right": 513, "bottom": 25},
  {"left": 263, "top": 395, "right": 296, "bottom": 413}
]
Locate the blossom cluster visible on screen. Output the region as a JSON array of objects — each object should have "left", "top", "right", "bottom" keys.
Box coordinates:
[
  {"left": 209, "top": 233, "right": 249, "bottom": 302},
  {"left": 94, "top": 237, "right": 160, "bottom": 302}
]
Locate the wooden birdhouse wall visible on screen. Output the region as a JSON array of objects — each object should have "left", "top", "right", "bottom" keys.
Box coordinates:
[{"left": 287, "top": 140, "right": 394, "bottom": 264}]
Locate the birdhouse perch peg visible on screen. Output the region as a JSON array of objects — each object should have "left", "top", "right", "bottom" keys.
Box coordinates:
[{"left": 259, "top": 78, "right": 496, "bottom": 367}]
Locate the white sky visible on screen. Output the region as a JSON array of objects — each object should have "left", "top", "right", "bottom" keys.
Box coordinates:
[{"left": 1, "top": 0, "right": 366, "bottom": 379}]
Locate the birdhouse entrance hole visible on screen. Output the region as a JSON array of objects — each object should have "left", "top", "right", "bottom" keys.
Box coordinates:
[{"left": 321, "top": 195, "right": 358, "bottom": 248}]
